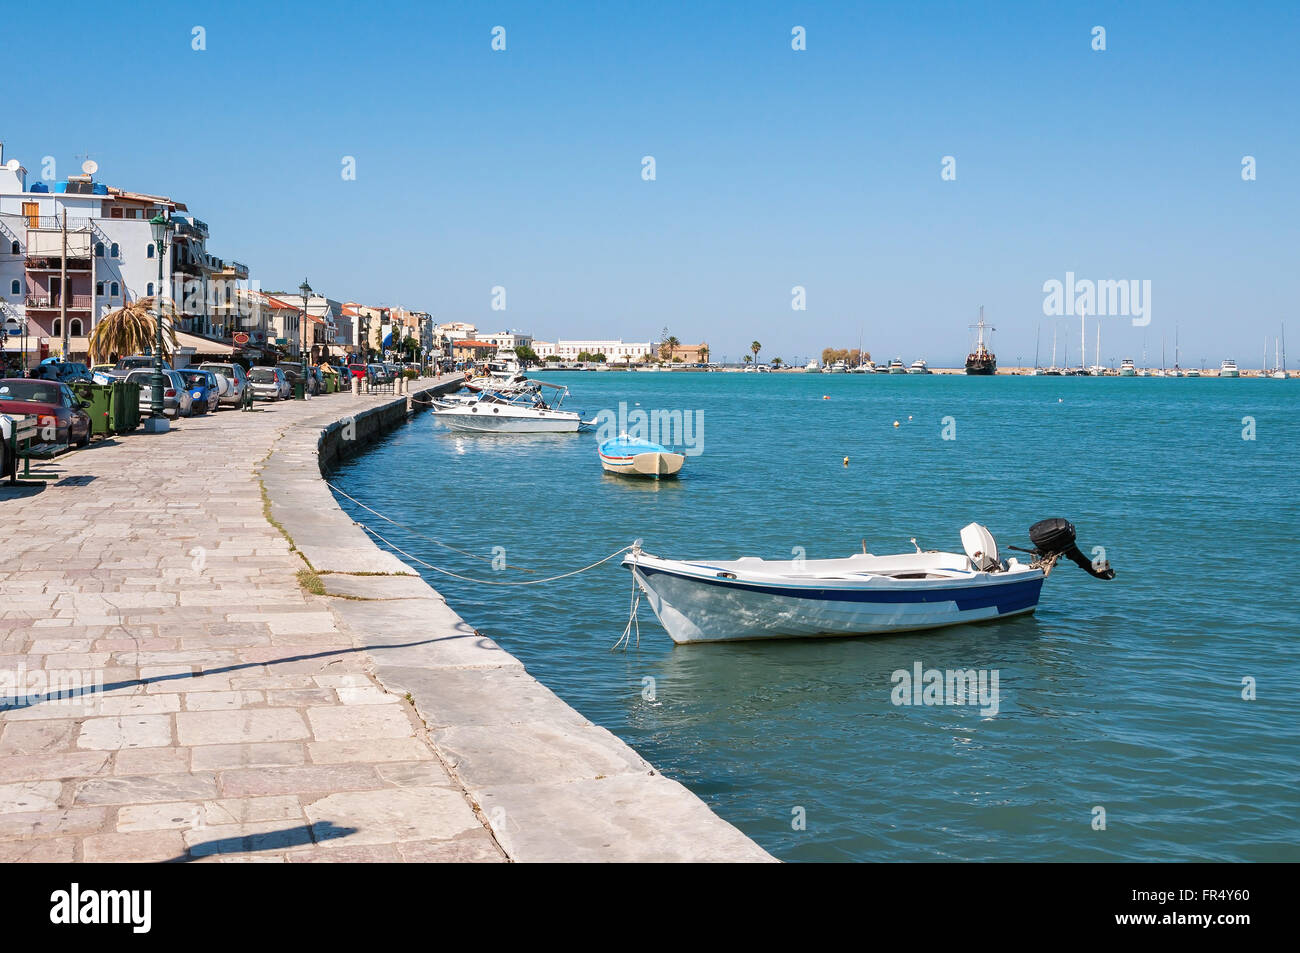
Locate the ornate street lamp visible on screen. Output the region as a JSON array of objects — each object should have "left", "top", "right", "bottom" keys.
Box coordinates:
[
  {"left": 299, "top": 278, "right": 311, "bottom": 399},
  {"left": 147, "top": 213, "right": 174, "bottom": 430}
]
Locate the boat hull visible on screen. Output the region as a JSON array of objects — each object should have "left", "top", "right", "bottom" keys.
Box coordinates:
[
  {"left": 626, "top": 558, "right": 1044, "bottom": 643},
  {"left": 433, "top": 408, "right": 582, "bottom": 432},
  {"left": 600, "top": 449, "right": 685, "bottom": 478}
]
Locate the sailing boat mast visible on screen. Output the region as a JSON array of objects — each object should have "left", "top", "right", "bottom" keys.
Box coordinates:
[{"left": 1033, "top": 324, "right": 1041, "bottom": 372}]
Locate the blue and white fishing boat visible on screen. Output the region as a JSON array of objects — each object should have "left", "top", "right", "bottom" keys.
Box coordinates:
[
  {"left": 599, "top": 435, "right": 684, "bottom": 478},
  {"left": 622, "top": 519, "right": 1113, "bottom": 643}
]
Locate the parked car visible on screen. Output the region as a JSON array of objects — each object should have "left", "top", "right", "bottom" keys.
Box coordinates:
[
  {"left": 347, "top": 363, "right": 372, "bottom": 383},
  {"left": 277, "top": 361, "right": 326, "bottom": 396},
  {"left": 125, "top": 369, "right": 191, "bottom": 418},
  {"left": 368, "top": 363, "right": 390, "bottom": 384},
  {"left": 112, "top": 355, "right": 172, "bottom": 379},
  {"left": 198, "top": 362, "right": 248, "bottom": 407},
  {"left": 29, "top": 360, "right": 93, "bottom": 384},
  {"left": 177, "top": 368, "right": 220, "bottom": 414},
  {"left": 248, "top": 366, "right": 290, "bottom": 401},
  {"left": 0, "top": 378, "right": 91, "bottom": 447}
]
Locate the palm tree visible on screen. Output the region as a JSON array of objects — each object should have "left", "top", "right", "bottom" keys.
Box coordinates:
[
  {"left": 742, "top": 354, "right": 753, "bottom": 365},
  {"left": 699, "top": 343, "right": 710, "bottom": 364},
  {"left": 750, "top": 340, "right": 761, "bottom": 365},
  {"left": 661, "top": 335, "right": 680, "bottom": 363},
  {"left": 87, "top": 297, "right": 179, "bottom": 365},
  {"left": 771, "top": 356, "right": 784, "bottom": 368}
]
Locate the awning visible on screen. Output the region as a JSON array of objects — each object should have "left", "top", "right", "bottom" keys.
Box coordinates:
[{"left": 174, "top": 330, "right": 238, "bottom": 356}]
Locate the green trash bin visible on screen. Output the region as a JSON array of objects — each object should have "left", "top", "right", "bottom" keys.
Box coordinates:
[
  {"left": 72, "top": 382, "right": 114, "bottom": 437},
  {"left": 292, "top": 378, "right": 306, "bottom": 400},
  {"left": 109, "top": 380, "right": 142, "bottom": 433}
]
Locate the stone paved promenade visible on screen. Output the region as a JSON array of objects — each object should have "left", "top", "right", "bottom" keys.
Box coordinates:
[{"left": 0, "top": 381, "right": 773, "bottom": 863}]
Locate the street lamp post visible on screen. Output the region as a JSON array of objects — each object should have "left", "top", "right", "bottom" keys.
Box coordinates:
[
  {"left": 147, "top": 213, "right": 174, "bottom": 432},
  {"left": 299, "top": 278, "right": 311, "bottom": 399}
]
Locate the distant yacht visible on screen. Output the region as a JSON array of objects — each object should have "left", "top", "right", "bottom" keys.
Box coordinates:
[
  {"left": 907, "top": 359, "right": 930, "bottom": 374},
  {"left": 1268, "top": 326, "right": 1288, "bottom": 378},
  {"left": 1119, "top": 358, "right": 1136, "bottom": 376},
  {"left": 1220, "top": 359, "right": 1239, "bottom": 378},
  {"left": 1185, "top": 365, "right": 1201, "bottom": 378},
  {"left": 874, "top": 361, "right": 891, "bottom": 373},
  {"left": 888, "top": 358, "right": 906, "bottom": 374},
  {"left": 804, "top": 360, "right": 819, "bottom": 373},
  {"left": 965, "top": 307, "right": 997, "bottom": 375}
]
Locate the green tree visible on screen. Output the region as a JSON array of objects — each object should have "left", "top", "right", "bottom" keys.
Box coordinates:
[{"left": 750, "top": 340, "right": 762, "bottom": 365}]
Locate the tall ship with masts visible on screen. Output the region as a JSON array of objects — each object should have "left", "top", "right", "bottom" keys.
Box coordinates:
[{"left": 965, "top": 307, "right": 997, "bottom": 375}]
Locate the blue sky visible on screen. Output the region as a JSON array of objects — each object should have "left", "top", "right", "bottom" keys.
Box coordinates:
[{"left": 5, "top": 0, "right": 1297, "bottom": 365}]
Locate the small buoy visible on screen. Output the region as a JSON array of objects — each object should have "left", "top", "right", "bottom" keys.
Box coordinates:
[
  {"left": 822, "top": 395, "right": 830, "bottom": 400},
  {"left": 1058, "top": 398, "right": 1063, "bottom": 403},
  {"left": 893, "top": 420, "right": 900, "bottom": 428},
  {"left": 908, "top": 415, "right": 913, "bottom": 421},
  {"left": 843, "top": 456, "right": 849, "bottom": 467}
]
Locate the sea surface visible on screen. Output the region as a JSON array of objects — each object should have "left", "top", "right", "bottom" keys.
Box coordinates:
[{"left": 332, "top": 371, "right": 1299, "bottom": 861}]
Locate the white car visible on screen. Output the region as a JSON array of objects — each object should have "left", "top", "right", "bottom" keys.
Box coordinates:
[{"left": 198, "top": 362, "right": 248, "bottom": 407}]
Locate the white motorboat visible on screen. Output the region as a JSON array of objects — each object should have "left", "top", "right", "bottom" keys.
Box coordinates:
[
  {"left": 1220, "top": 360, "right": 1239, "bottom": 378},
  {"left": 887, "top": 358, "right": 906, "bottom": 373},
  {"left": 907, "top": 359, "right": 930, "bottom": 374},
  {"left": 623, "top": 519, "right": 1113, "bottom": 644},
  {"left": 803, "top": 361, "right": 820, "bottom": 373},
  {"left": 486, "top": 350, "right": 522, "bottom": 379},
  {"left": 1119, "top": 358, "right": 1136, "bottom": 376},
  {"left": 432, "top": 379, "right": 590, "bottom": 433}
]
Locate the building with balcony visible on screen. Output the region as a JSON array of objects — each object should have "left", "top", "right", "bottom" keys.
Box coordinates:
[{"left": 0, "top": 142, "right": 249, "bottom": 366}]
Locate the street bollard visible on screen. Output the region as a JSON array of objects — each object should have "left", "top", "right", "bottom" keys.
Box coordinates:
[{"left": 351, "top": 376, "right": 359, "bottom": 397}]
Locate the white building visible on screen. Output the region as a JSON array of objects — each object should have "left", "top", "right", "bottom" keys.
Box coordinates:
[
  {"left": 0, "top": 142, "right": 246, "bottom": 365},
  {"left": 545, "top": 339, "right": 654, "bottom": 363},
  {"left": 477, "top": 329, "right": 533, "bottom": 352}
]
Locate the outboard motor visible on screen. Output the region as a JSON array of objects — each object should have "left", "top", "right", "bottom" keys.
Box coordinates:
[{"left": 1028, "top": 518, "right": 1115, "bottom": 580}]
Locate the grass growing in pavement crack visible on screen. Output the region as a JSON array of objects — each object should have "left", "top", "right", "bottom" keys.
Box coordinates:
[{"left": 296, "top": 568, "right": 326, "bottom": 595}]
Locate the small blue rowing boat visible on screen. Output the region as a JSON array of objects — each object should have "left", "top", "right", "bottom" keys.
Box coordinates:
[{"left": 598, "top": 435, "right": 685, "bottom": 478}]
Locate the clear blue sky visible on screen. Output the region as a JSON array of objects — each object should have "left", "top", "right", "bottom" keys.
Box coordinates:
[{"left": 5, "top": 0, "right": 1296, "bottom": 366}]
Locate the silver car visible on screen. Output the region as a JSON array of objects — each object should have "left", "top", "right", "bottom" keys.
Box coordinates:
[
  {"left": 126, "top": 369, "right": 192, "bottom": 417},
  {"left": 247, "top": 366, "right": 290, "bottom": 401},
  {"left": 198, "top": 362, "right": 248, "bottom": 407}
]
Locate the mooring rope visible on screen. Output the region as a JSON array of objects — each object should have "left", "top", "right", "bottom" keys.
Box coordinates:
[
  {"left": 324, "top": 481, "right": 541, "bottom": 573},
  {"left": 357, "top": 522, "right": 634, "bottom": 587}
]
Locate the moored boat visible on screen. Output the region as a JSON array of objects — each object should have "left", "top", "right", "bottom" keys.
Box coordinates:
[
  {"left": 623, "top": 519, "right": 1113, "bottom": 644},
  {"left": 1220, "top": 359, "right": 1239, "bottom": 378},
  {"left": 432, "top": 379, "right": 589, "bottom": 433},
  {"left": 598, "top": 435, "right": 684, "bottom": 478},
  {"left": 908, "top": 359, "right": 930, "bottom": 374},
  {"left": 1119, "top": 358, "right": 1136, "bottom": 376},
  {"left": 888, "top": 358, "right": 906, "bottom": 373}
]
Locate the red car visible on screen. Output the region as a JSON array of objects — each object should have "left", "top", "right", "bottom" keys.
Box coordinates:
[
  {"left": 346, "top": 363, "right": 370, "bottom": 381},
  {"left": 0, "top": 378, "right": 91, "bottom": 448}
]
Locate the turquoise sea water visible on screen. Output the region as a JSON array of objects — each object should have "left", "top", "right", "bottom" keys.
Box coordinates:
[{"left": 333, "top": 372, "right": 1299, "bottom": 861}]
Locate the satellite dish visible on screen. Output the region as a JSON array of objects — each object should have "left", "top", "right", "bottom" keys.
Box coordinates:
[
  {"left": 82, "top": 159, "right": 98, "bottom": 175},
  {"left": 4, "top": 159, "right": 18, "bottom": 172}
]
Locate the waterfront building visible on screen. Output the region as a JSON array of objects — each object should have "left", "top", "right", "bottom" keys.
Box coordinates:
[
  {"left": 452, "top": 339, "right": 497, "bottom": 361},
  {"left": 546, "top": 339, "right": 654, "bottom": 363},
  {"left": 478, "top": 329, "right": 533, "bottom": 352},
  {"left": 663, "top": 342, "right": 708, "bottom": 364},
  {"left": 0, "top": 143, "right": 247, "bottom": 364}
]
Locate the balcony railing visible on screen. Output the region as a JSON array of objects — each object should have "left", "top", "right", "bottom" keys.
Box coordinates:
[
  {"left": 25, "top": 295, "right": 93, "bottom": 309},
  {"left": 25, "top": 216, "right": 94, "bottom": 231}
]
